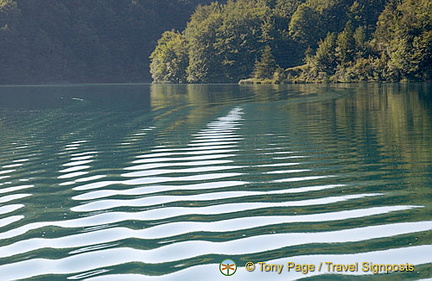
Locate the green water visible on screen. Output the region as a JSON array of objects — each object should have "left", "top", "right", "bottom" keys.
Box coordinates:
[{"left": 0, "top": 83, "right": 431, "bottom": 280}]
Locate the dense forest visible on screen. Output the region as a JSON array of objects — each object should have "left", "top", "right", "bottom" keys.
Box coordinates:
[
  {"left": 0, "top": 0, "right": 430, "bottom": 84},
  {"left": 0, "top": 0, "right": 218, "bottom": 84},
  {"left": 150, "top": 0, "right": 432, "bottom": 83}
]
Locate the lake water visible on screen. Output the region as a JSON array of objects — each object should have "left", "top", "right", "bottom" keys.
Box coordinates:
[{"left": 0, "top": 83, "right": 431, "bottom": 280}]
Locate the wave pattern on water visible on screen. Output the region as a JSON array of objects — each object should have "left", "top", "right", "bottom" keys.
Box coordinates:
[{"left": 0, "top": 85, "right": 431, "bottom": 280}]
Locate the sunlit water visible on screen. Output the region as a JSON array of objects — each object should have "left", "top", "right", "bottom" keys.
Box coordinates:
[{"left": 0, "top": 83, "right": 431, "bottom": 280}]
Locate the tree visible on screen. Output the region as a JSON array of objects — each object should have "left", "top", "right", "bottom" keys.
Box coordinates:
[
  {"left": 336, "top": 21, "right": 356, "bottom": 66},
  {"left": 184, "top": 2, "right": 223, "bottom": 82},
  {"left": 150, "top": 31, "right": 188, "bottom": 83},
  {"left": 148, "top": 0, "right": 431, "bottom": 83},
  {"left": 374, "top": 0, "right": 432, "bottom": 81},
  {"left": 253, "top": 45, "right": 278, "bottom": 79},
  {"left": 353, "top": 25, "right": 366, "bottom": 51},
  {"left": 348, "top": 0, "right": 387, "bottom": 37},
  {"left": 313, "top": 32, "right": 337, "bottom": 75},
  {"left": 184, "top": 0, "right": 270, "bottom": 82},
  {"left": 289, "top": 3, "right": 322, "bottom": 47}
]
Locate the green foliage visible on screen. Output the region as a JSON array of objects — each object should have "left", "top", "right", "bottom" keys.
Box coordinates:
[
  {"left": 150, "top": 0, "right": 308, "bottom": 83},
  {"left": 374, "top": 0, "right": 432, "bottom": 81},
  {"left": 184, "top": 2, "right": 224, "bottom": 82},
  {"left": 253, "top": 45, "right": 278, "bottom": 79},
  {"left": 185, "top": 0, "right": 271, "bottom": 82},
  {"left": 313, "top": 32, "right": 338, "bottom": 76},
  {"left": 148, "top": 0, "right": 430, "bottom": 83},
  {"left": 289, "top": 0, "right": 431, "bottom": 83},
  {"left": 150, "top": 31, "right": 188, "bottom": 83},
  {"left": 336, "top": 21, "right": 356, "bottom": 65},
  {"left": 349, "top": 0, "right": 386, "bottom": 37},
  {"left": 289, "top": 4, "right": 322, "bottom": 46},
  {"left": 353, "top": 25, "right": 366, "bottom": 50}
]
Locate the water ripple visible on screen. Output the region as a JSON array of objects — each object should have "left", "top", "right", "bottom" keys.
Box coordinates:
[
  {"left": 83, "top": 245, "right": 432, "bottom": 281},
  {"left": 0, "top": 222, "right": 430, "bottom": 280},
  {"left": 1, "top": 87, "right": 431, "bottom": 280}
]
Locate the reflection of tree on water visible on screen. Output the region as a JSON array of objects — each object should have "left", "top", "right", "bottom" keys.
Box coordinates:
[
  {"left": 150, "top": 84, "right": 250, "bottom": 108},
  {"left": 278, "top": 83, "right": 432, "bottom": 208},
  {"left": 151, "top": 83, "right": 432, "bottom": 172},
  {"left": 417, "top": 84, "right": 432, "bottom": 116},
  {"left": 150, "top": 84, "right": 249, "bottom": 145}
]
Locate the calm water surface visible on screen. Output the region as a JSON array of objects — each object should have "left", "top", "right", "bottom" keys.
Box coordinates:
[{"left": 0, "top": 84, "right": 431, "bottom": 280}]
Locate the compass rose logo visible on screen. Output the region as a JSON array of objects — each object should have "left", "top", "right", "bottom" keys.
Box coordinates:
[{"left": 219, "top": 258, "right": 237, "bottom": 276}]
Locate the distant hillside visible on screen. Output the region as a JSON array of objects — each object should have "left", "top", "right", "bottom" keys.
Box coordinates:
[
  {"left": 150, "top": 0, "right": 432, "bottom": 83},
  {"left": 0, "top": 0, "right": 218, "bottom": 84}
]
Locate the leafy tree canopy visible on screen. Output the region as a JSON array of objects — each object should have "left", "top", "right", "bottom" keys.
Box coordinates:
[{"left": 151, "top": 0, "right": 428, "bottom": 83}]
